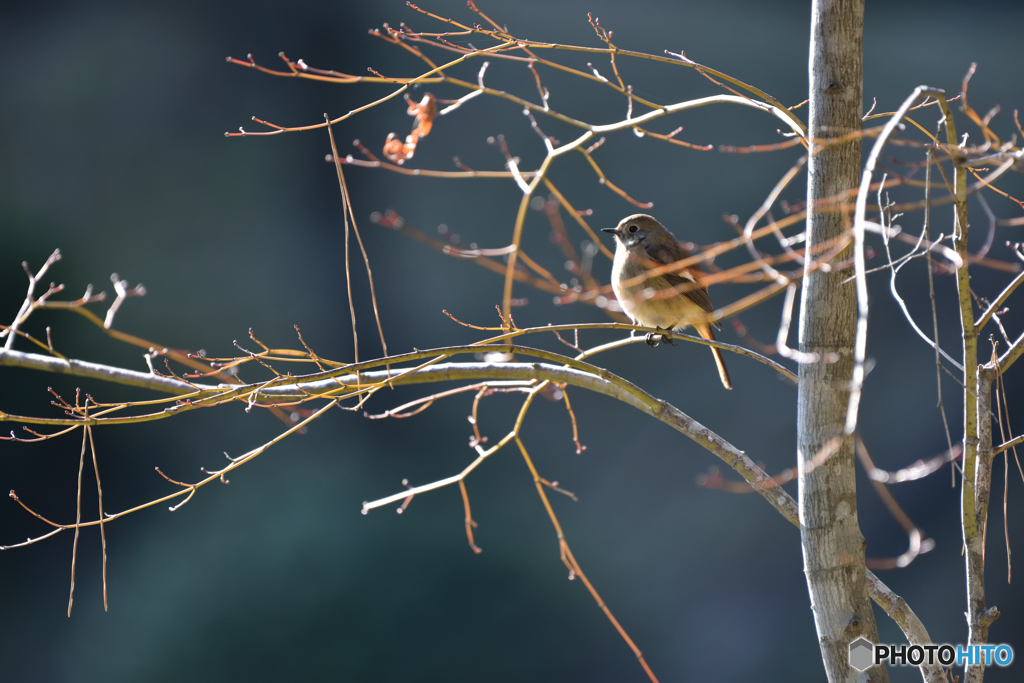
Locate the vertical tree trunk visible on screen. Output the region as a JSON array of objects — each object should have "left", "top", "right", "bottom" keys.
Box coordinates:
[{"left": 798, "top": 0, "right": 887, "bottom": 681}]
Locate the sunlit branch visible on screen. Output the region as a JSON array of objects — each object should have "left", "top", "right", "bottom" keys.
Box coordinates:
[{"left": 849, "top": 85, "right": 947, "bottom": 435}]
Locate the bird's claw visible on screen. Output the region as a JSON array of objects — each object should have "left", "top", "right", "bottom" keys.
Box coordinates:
[{"left": 644, "top": 329, "right": 676, "bottom": 347}]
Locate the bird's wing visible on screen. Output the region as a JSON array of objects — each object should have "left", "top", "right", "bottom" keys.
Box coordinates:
[{"left": 644, "top": 242, "right": 715, "bottom": 314}]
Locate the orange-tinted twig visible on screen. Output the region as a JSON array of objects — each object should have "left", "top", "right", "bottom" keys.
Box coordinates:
[
  {"left": 458, "top": 479, "right": 482, "bottom": 554},
  {"left": 637, "top": 126, "right": 713, "bottom": 151},
  {"left": 697, "top": 464, "right": 796, "bottom": 493},
  {"left": 855, "top": 435, "right": 935, "bottom": 569},
  {"left": 578, "top": 148, "right": 653, "bottom": 209}
]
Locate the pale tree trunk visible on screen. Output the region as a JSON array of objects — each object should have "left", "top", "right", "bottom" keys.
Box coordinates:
[{"left": 798, "top": 0, "right": 888, "bottom": 681}]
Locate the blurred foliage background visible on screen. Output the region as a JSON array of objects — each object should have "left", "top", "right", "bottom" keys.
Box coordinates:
[{"left": 2, "top": 0, "right": 1023, "bottom": 680}]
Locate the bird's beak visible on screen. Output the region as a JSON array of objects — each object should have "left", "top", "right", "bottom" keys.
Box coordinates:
[{"left": 601, "top": 227, "right": 618, "bottom": 235}]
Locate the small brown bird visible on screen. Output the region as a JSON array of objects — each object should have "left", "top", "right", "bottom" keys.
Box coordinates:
[{"left": 602, "top": 214, "right": 732, "bottom": 390}]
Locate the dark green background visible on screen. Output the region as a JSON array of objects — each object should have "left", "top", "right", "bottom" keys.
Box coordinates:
[{"left": 2, "top": 0, "right": 1023, "bottom": 680}]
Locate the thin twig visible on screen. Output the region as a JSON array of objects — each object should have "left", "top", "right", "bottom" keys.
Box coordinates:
[
  {"left": 68, "top": 420, "right": 87, "bottom": 617},
  {"left": 458, "top": 479, "right": 482, "bottom": 554},
  {"left": 88, "top": 425, "right": 108, "bottom": 611}
]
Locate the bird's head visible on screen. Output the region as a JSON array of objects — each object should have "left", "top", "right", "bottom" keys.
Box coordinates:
[{"left": 601, "top": 214, "right": 670, "bottom": 250}]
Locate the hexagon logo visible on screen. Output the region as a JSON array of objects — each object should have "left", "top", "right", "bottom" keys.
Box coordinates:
[{"left": 849, "top": 637, "right": 875, "bottom": 671}]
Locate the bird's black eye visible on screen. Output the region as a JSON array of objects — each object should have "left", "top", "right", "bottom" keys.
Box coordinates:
[{"left": 627, "top": 224, "right": 638, "bottom": 234}]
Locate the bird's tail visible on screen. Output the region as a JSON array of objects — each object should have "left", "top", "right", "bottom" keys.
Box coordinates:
[{"left": 697, "top": 324, "right": 732, "bottom": 390}]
